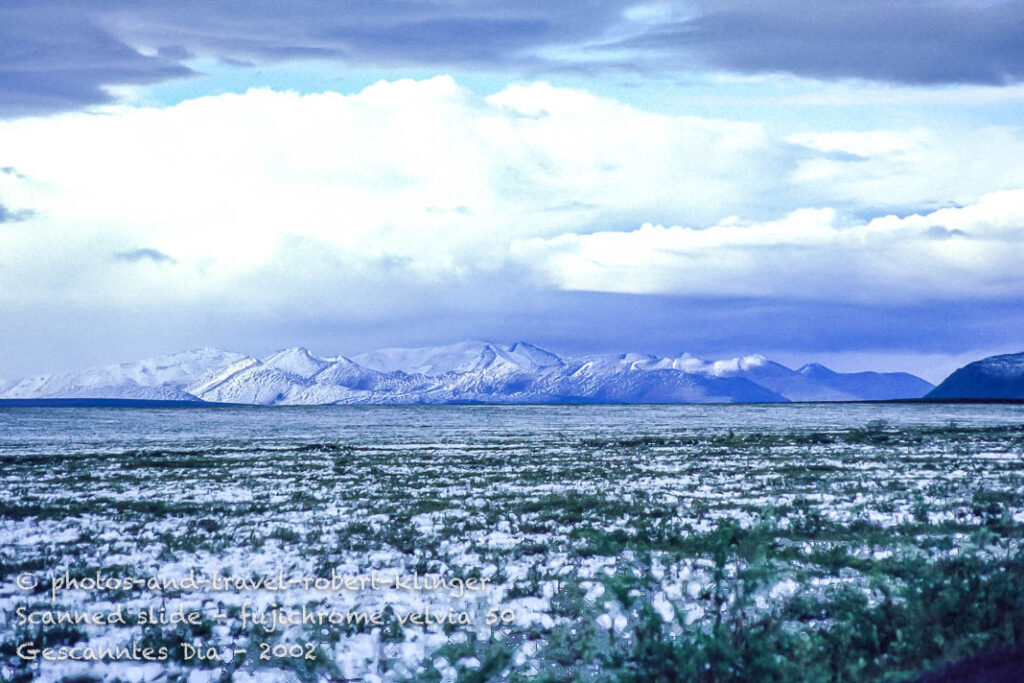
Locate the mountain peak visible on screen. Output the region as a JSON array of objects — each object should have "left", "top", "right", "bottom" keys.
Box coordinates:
[
  {"left": 798, "top": 362, "right": 836, "bottom": 376},
  {"left": 505, "top": 341, "right": 563, "bottom": 370},
  {"left": 508, "top": 340, "right": 539, "bottom": 353},
  {"left": 263, "top": 347, "right": 329, "bottom": 379},
  {"left": 265, "top": 346, "right": 315, "bottom": 360}
]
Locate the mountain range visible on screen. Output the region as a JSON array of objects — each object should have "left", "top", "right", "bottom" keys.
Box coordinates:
[{"left": 0, "top": 341, "right": 937, "bottom": 405}]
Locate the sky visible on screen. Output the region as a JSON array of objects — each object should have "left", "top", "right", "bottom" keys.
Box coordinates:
[{"left": 1, "top": 1, "right": 1024, "bottom": 383}]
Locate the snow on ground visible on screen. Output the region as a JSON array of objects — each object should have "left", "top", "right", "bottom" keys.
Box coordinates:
[{"left": 2, "top": 403, "right": 1023, "bottom": 680}]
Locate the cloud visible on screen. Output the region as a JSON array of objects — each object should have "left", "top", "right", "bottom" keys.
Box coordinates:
[
  {"left": 3, "top": 1, "right": 1024, "bottom": 116},
  {"left": 0, "top": 1, "right": 627, "bottom": 116},
  {"left": 0, "top": 77, "right": 1022, "bottom": 377},
  {"left": 925, "top": 225, "right": 968, "bottom": 240},
  {"left": 0, "top": 78, "right": 1022, "bottom": 309},
  {"left": 786, "top": 127, "right": 1024, "bottom": 210},
  {"left": 0, "top": 203, "right": 33, "bottom": 223},
  {"left": 0, "top": 77, "right": 797, "bottom": 297},
  {"left": 611, "top": 0, "right": 1024, "bottom": 85},
  {"left": 114, "top": 248, "right": 175, "bottom": 263},
  {"left": 513, "top": 188, "right": 1024, "bottom": 303},
  {"left": 0, "top": 10, "right": 192, "bottom": 117}
]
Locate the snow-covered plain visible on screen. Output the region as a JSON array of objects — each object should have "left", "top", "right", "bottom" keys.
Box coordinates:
[
  {"left": 2, "top": 403, "right": 1023, "bottom": 681},
  {"left": 0, "top": 341, "right": 934, "bottom": 405}
]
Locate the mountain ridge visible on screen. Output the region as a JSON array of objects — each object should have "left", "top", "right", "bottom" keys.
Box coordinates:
[{"left": 0, "top": 341, "right": 937, "bottom": 405}]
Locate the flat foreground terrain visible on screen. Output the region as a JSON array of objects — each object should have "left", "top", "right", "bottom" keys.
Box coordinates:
[{"left": 2, "top": 404, "right": 1024, "bottom": 681}]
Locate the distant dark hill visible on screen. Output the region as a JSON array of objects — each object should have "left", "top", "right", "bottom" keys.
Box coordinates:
[{"left": 927, "top": 352, "right": 1024, "bottom": 400}]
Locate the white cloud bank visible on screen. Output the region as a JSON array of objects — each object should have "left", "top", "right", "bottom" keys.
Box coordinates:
[
  {"left": 513, "top": 189, "right": 1024, "bottom": 303},
  {"left": 0, "top": 75, "right": 1023, "bottom": 311}
]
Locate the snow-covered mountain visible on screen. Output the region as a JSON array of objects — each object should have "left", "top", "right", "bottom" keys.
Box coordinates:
[
  {"left": 262, "top": 347, "right": 330, "bottom": 379},
  {"left": 927, "top": 352, "right": 1024, "bottom": 399},
  {"left": 0, "top": 341, "right": 935, "bottom": 405},
  {"left": 1, "top": 348, "right": 247, "bottom": 402}
]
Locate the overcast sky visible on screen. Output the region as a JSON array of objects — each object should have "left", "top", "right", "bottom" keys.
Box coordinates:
[{"left": 2, "top": 1, "right": 1024, "bottom": 382}]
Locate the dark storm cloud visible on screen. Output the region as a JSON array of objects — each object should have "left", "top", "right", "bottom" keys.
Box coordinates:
[
  {"left": 114, "top": 248, "right": 175, "bottom": 263},
  {"left": 0, "top": 7, "right": 192, "bottom": 117},
  {"left": 404, "top": 291, "right": 1024, "bottom": 370},
  {"left": 619, "top": 0, "right": 1024, "bottom": 85},
  {"left": 4, "top": 1, "right": 1024, "bottom": 117},
  {"left": 0, "top": 0, "right": 625, "bottom": 116}
]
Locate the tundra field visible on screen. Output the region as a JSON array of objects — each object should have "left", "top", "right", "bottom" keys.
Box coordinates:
[{"left": 2, "top": 404, "right": 1024, "bottom": 682}]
